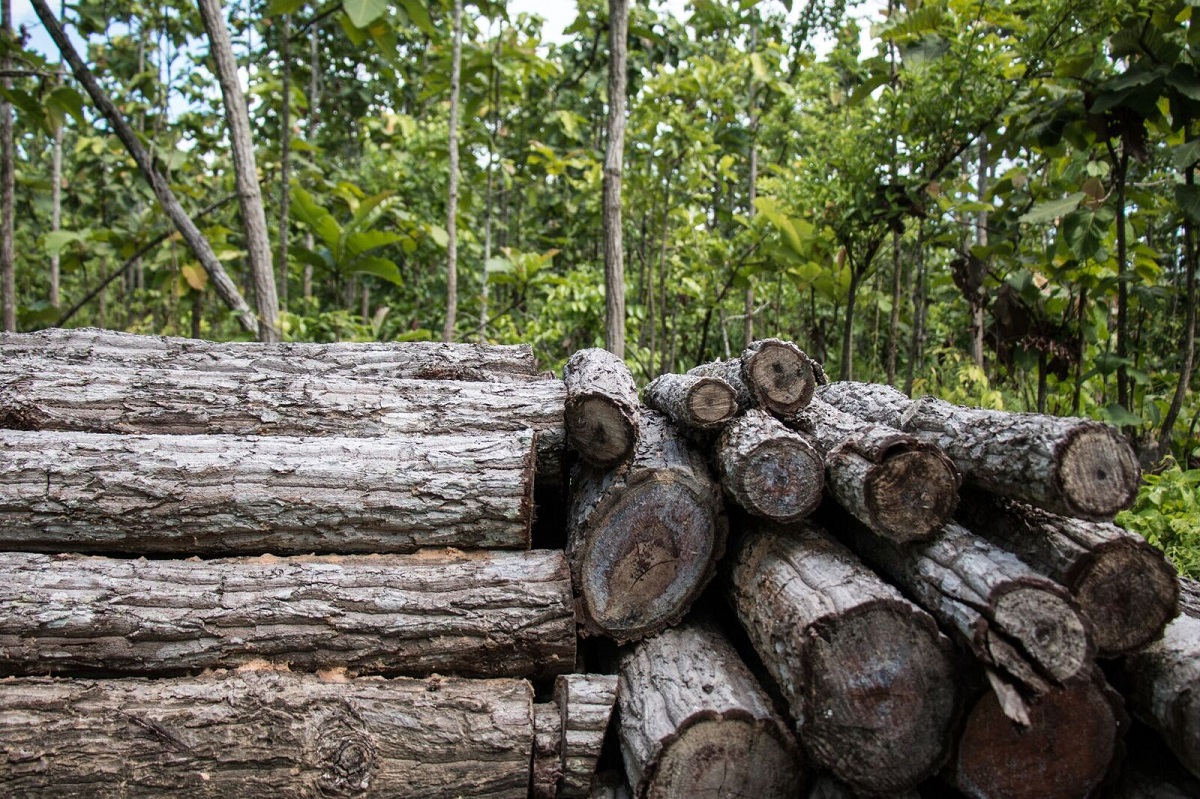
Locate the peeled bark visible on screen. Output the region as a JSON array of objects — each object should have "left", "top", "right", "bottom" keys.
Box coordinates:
[
  {"left": 817, "top": 382, "right": 1140, "bottom": 520},
  {"left": 0, "top": 550, "right": 575, "bottom": 679},
  {"left": 556, "top": 674, "right": 620, "bottom": 798},
  {"left": 617, "top": 620, "right": 803, "bottom": 799},
  {"left": 1122, "top": 613, "right": 1200, "bottom": 778},
  {"left": 716, "top": 409, "right": 824, "bottom": 523},
  {"left": 688, "top": 339, "right": 818, "bottom": 419},
  {"left": 727, "top": 525, "right": 959, "bottom": 795},
  {"left": 568, "top": 410, "right": 726, "bottom": 642},
  {"left": 563, "top": 347, "right": 640, "bottom": 467},
  {"left": 957, "top": 490, "right": 1178, "bottom": 656},
  {"left": 642, "top": 372, "right": 738, "bottom": 432},
  {"left": 532, "top": 702, "right": 564, "bottom": 799},
  {"left": 0, "top": 670, "right": 534, "bottom": 798},
  {"left": 793, "top": 397, "right": 960, "bottom": 542},
  {"left": 0, "top": 428, "right": 534, "bottom": 555}
]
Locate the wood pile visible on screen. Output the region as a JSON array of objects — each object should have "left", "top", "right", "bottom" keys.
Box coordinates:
[{"left": 0, "top": 328, "right": 1192, "bottom": 798}]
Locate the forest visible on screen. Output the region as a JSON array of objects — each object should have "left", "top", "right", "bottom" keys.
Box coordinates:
[{"left": 0, "top": 0, "right": 1196, "bottom": 569}]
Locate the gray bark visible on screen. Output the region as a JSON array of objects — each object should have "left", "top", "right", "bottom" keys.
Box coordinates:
[
  {"left": 532, "top": 702, "right": 564, "bottom": 799},
  {"left": 818, "top": 381, "right": 1140, "bottom": 520},
  {"left": 726, "top": 525, "right": 959, "bottom": 794},
  {"left": 642, "top": 372, "right": 738, "bottom": 432},
  {"left": 0, "top": 549, "right": 575, "bottom": 679},
  {"left": 617, "top": 619, "right": 804, "bottom": 799},
  {"left": 1122, "top": 613, "right": 1200, "bottom": 779},
  {"left": 0, "top": 0, "right": 11, "bottom": 333},
  {"left": 1181, "top": 576, "right": 1200, "bottom": 620},
  {"left": 556, "top": 674, "right": 619, "bottom": 798},
  {"left": 603, "top": 0, "right": 628, "bottom": 357},
  {"left": 563, "top": 347, "right": 640, "bottom": 467},
  {"left": 0, "top": 670, "right": 534, "bottom": 798},
  {"left": 716, "top": 409, "right": 824, "bottom": 523},
  {"left": 0, "top": 428, "right": 534, "bottom": 555}
]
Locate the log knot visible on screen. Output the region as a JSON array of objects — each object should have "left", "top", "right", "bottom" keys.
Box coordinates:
[{"left": 311, "top": 710, "right": 377, "bottom": 797}]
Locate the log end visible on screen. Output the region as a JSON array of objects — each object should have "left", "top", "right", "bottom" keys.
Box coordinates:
[
  {"left": 744, "top": 340, "right": 816, "bottom": 417},
  {"left": 992, "top": 586, "right": 1093, "bottom": 684},
  {"left": 1055, "top": 425, "right": 1141, "bottom": 519},
  {"left": 686, "top": 378, "right": 739, "bottom": 428},
  {"left": 567, "top": 395, "right": 639, "bottom": 468},
  {"left": 864, "top": 446, "right": 960, "bottom": 543},
  {"left": 1073, "top": 540, "right": 1179, "bottom": 656},
  {"left": 735, "top": 438, "right": 824, "bottom": 523}
]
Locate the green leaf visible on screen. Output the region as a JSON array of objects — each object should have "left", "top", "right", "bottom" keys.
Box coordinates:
[
  {"left": 1020, "top": 193, "right": 1086, "bottom": 224},
  {"left": 43, "top": 230, "right": 84, "bottom": 256},
  {"left": 485, "top": 256, "right": 512, "bottom": 274},
  {"left": 750, "top": 53, "right": 769, "bottom": 81},
  {"left": 1101, "top": 403, "right": 1144, "bottom": 428},
  {"left": 346, "top": 230, "right": 405, "bottom": 256},
  {"left": 352, "top": 256, "right": 403, "bottom": 286},
  {"left": 1062, "top": 206, "right": 1115, "bottom": 261},
  {"left": 290, "top": 186, "right": 342, "bottom": 251},
  {"left": 399, "top": 0, "right": 438, "bottom": 38},
  {"left": 1172, "top": 139, "right": 1200, "bottom": 171},
  {"left": 1166, "top": 65, "right": 1200, "bottom": 102},
  {"left": 1177, "top": 183, "right": 1200, "bottom": 224},
  {"left": 46, "top": 87, "right": 87, "bottom": 126},
  {"left": 265, "top": 0, "right": 307, "bottom": 13},
  {"left": 343, "top": 0, "right": 388, "bottom": 28},
  {"left": 427, "top": 225, "right": 449, "bottom": 248}
]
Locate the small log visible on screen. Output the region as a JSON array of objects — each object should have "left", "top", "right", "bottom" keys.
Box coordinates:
[
  {"left": 0, "top": 428, "right": 534, "bottom": 555},
  {"left": 642, "top": 372, "right": 738, "bottom": 432},
  {"left": 532, "top": 702, "right": 564, "bottom": 799},
  {"left": 556, "top": 674, "right": 619, "bottom": 798},
  {"left": 817, "top": 382, "right": 1140, "bottom": 520},
  {"left": 716, "top": 410, "right": 824, "bottom": 523},
  {"left": 793, "top": 397, "right": 960, "bottom": 542},
  {"left": 617, "top": 619, "right": 804, "bottom": 799},
  {"left": 563, "top": 348, "right": 640, "bottom": 468},
  {"left": 688, "top": 338, "right": 818, "bottom": 418},
  {"left": 727, "top": 524, "right": 960, "bottom": 794},
  {"left": 957, "top": 489, "right": 1179, "bottom": 656},
  {"left": 0, "top": 670, "right": 534, "bottom": 798},
  {"left": 1122, "top": 613, "right": 1200, "bottom": 778},
  {"left": 567, "top": 410, "right": 726, "bottom": 642},
  {"left": 0, "top": 550, "right": 575, "bottom": 679}
]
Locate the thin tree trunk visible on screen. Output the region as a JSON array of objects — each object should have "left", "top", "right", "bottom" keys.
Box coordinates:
[
  {"left": 744, "top": 24, "right": 758, "bottom": 347},
  {"left": 905, "top": 221, "right": 926, "bottom": 394},
  {"left": 887, "top": 231, "right": 902, "bottom": 384},
  {"left": 1158, "top": 167, "right": 1198, "bottom": 458},
  {"left": 304, "top": 25, "right": 318, "bottom": 301},
  {"left": 50, "top": 68, "right": 64, "bottom": 308},
  {"left": 1112, "top": 142, "right": 1131, "bottom": 411},
  {"left": 442, "top": 0, "right": 462, "bottom": 342},
  {"left": 277, "top": 13, "right": 291, "bottom": 314},
  {"left": 603, "top": 0, "right": 628, "bottom": 357},
  {"left": 480, "top": 25, "right": 500, "bottom": 343},
  {"left": 972, "top": 133, "right": 988, "bottom": 367},
  {"left": 839, "top": 267, "right": 861, "bottom": 381},
  {"left": 0, "top": 0, "right": 13, "bottom": 332}
]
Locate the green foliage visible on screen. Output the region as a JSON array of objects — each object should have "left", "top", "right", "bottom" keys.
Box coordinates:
[{"left": 1117, "top": 466, "right": 1200, "bottom": 578}]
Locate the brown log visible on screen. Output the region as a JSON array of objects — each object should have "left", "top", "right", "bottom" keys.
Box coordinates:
[
  {"left": 716, "top": 409, "right": 824, "bottom": 523},
  {"left": 793, "top": 397, "right": 960, "bottom": 542},
  {"left": 0, "top": 550, "right": 575, "bottom": 679},
  {"left": 563, "top": 348, "right": 640, "bottom": 467},
  {"left": 642, "top": 372, "right": 738, "bottom": 432},
  {"left": 0, "top": 428, "right": 534, "bottom": 555},
  {"left": 688, "top": 338, "right": 818, "bottom": 418},
  {"left": 806, "top": 774, "right": 918, "bottom": 799},
  {"left": 556, "top": 674, "right": 619, "bottom": 798},
  {"left": 727, "top": 524, "right": 960, "bottom": 794},
  {"left": 817, "top": 382, "right": 1140, "bottom": 520},
  {"left": 1122, "top": 613, "right": 1200, "bottom": 778},
  {"left": 567, "top": 410, "right": 726, "bottom": 642},
  {"left": 617, "top": 619, "right": 804, "bottom": 799},
  {"left": 957, "top": 489, "right": 1179, "bottom": 656},
  {"left": 532, "top": 702, "right": 564, "bottom": 799},
  {"left": 0, "top": 670, "right": 534, "bottom": 798}
]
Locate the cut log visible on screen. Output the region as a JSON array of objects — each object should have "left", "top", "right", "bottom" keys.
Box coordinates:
[
  {"left": 716, "top": 410, "right": 824, "bottom": 523},
  {"left": 642, "top": 372, "right": 738, "bottom": 432},
  {"left": 806, "top": 774, "right": 918, "bottom": 799},
  {"left": 617, "top": 619, "right": 804, "bottom": 799},
  {"left": 1181, "top": 575, "right": 1200, "bottom": 619},
  {"left": 0, "top": 428, "right": 534, "bottom": 555},
  {"left": 556, "top": 674, "right": 620, "bottom": 798},
  {"left": 532, "top": 702, "right": 564, "bottom": 799},
  {"left": 0, "top": 670, "right": 534, "bottom": 798},
  {"left": 563, "top": 348, "right": 640, "bottom": 467},
  {"left": 957, "top": 489, "right": 1179, "bottom": 656},
  {"left": 1122, "top": 613, "right": 1200, "bottom": 778},
  {"left": 0, "top": 550, "right": 575, "bottom": 679},
  {"left": 727, "top": 524, "right": 960, "bottom": 794},
  {"left": 817, "top": 382, "right": 1140, "bottom": 520},
  {"left": 946, "top": 669, "right": 1125, "bottom": 799},
  {"left": 0, "top": 361, "right": 566, "bottom": 480},
  {"left": 567, "top": 410, "right": 726, "bottom": 642},
  {"left": 1, "top": 327, "right": 543, "bottom": 381},
  {"left": 688, "top": 338, "right": 818, "bottom": 419},
  {"left": 828, "top": 512, "right": 1094, "bottom": 689},
  {"left": 793, "top": 397, "right": 959, "bottom": 542}
]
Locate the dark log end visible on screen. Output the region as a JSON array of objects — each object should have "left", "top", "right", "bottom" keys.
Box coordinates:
[
  {"left": 744, "top": 341, "right": 816, "bottom": 417},
  {"left": 864, "top": 447, "right": 960, "bottom": 543},
  {"left": 1055, "top": 425, "right": 1140, "bottom": 519},
  {"left": 686, "top": 378, "right": 738, "bottom": 427},
  {"left": 991, "top": 586, "right": 1092, "bottom": 684},
  {"left": 736, "top": 438, "right": 824, "bottom": 523},
  {"left": 567, "top": 395, "right": 638, "bottom": 468},
  {"left": 1073, "top": 540, "right": 1179, "bottom": 655}
]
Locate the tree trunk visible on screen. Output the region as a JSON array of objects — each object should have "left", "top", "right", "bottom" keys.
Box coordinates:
[
  {"left": 555, "top": 674, "right": 619, "bottom": 798},
  {"left": 818, "top": 381, "right": 1140, "bottom": 520},
  {"left": 1158, "top": 166, "right": 1198, "bottom": 458},
  {"left": 1122, "top": 613, "right": 1200, "bottom": 779},
  {"left": 887, "top": 229, "right": 902, "bottom": 384},
  {"left": 972, "top": 133, "right": 988, "bottom": 369},
  {"left": 442, "top": 0, "right": 462, "bottom": 343},
  {"left": 1113, "top": 144, "right": 1131, "bottom": 411},
  {"left": 603, "top": 0, "right": 628, "bottom": 357},
  {"left": 277, "top": 13, "right": 291, "bottom": 314},
  {"left": 727, "top": 525, "right": 959, "bottom": 794},
  {"left": 642, "top": 372, "right": 738, "bottom": 432},
  {"left": 0, "top": 0, "right": 13, "bottom": 332},
  {"left": 617, "top": 619, "right": 803, "bottom": 799},
  {"left": 563, "top": 347, "right": 640, "bottom": 468},
  {"left": 0, "top": 671, "right": 534, "bottom": 798},
  {"left": 0, "top": 549, "right": 574, "bottom": 679},
  {"left": 532, "top": 702, "right": 564, "bottom": 799},
  {"left": 50, "top": 73, "right": 64, "bottom": 308},
  {"left": 567, "top": 410, "right": 726, "bottom": 642},
  {"left": 716, "top": 409, "right": 824, "bottom": 522},
  {"left": 839, "top": 267, "right": 862, "bottom": 381}
]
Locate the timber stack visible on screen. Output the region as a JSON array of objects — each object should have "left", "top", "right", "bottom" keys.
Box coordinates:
[{"left": 0, "top": 328, "right": 1193, "bottom": 798}]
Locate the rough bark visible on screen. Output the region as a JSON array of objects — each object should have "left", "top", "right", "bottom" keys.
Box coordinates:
[
  {"left": 50, "top": 87, "right": 63, "bottom": 308},
  {"left": 807, "top": 774, "right": 918, "bottom": 799},
  {"left": 617, "top": 619, "right": 804, "bottom": 799},
  {"left": 563, "top": 347, "right": 640, "bottom": 467},
  {"left": 642, "top": 372, "right": 738, "bottom": 432},
  {"left": 793, "top": 397, "right": 960, "bottom": 542},
  {"left": 277, "top": 13, "right": 291, "bottom": 313},
  {"left": 0, "top": 0, "right": 11, "bottom": 333},
  {"left": 817, "top": 381, "right": 1140, "bottom": 520},
  {"left": 442, "top": 0, "right": 462, "bottom": 342},
  {"left": 603, "top": 0, "right": 628, "bottom": 357},
  {"left": 957, "top": 490, "right": 1178, "bottom": 656},
  {"left": 0, "top": 428, "right": 534, "bottom": 555},
  {"left": 726, "top": 525, "right": 959, "bottom": 795},
  {"left": 0, "top": 550, "right": 575, "bottom": 679},
  {"left": 0, "top": 670, "right": 534, "bottom": 798},
  {"left": 1122, "top": 613, "right": 1200, "bottom": 778},
  {"left": 716, "top": 409, "right": 824, "bottom": 523},
  {"left": 532, "top": 702, "right": 564, "bottom": 799},
  {"left": 1181, "top": 576, "right": 1200, "bottom": 619},
  {"left": 556, "top": 674, "right": 620, "bottom": 798},
  {"left": 568, "top": 411, "right": 726, "bottom": 642}
]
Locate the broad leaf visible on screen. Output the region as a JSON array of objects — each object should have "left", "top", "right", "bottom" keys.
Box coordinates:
[
  {"left": 343, "top": 0, "right": 388, "bottom": 28},
  {"left": 181, "top": 263, "right": 209, "bottom": 291},
  {"left": 1062, "top": 206, "right": 1115, "bottom": 261},
  {"left": 1175, "top": 183, "right": 1200, "bottom": 225},
  {"left": 1020, "top": 193, "right": 1086, "bottom": 224},
  {"left": 1172, "top": 139, "right": 1200, "bottom": 172},
  {"left": 346, "top": 230, "right": 405, "bottom": 256},
  {"left": 290, "top": 187, "right": 342, "bottom": 251},
  {"left": 399, "top": 0, "right": 437, "bottom": 38},
  {"left": 353, "top": 256, "right": 403, "bottom": 286},
  {"left": 1101, "top": 403, "right": 1144, "bottom": 428},
  {"left": 43, "top": 230, "right": 85, "bottom": 255}
]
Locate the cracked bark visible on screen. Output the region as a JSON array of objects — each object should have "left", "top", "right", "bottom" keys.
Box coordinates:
[
  {"left": 716, "top": 409, "right": 824, "bottom": 523},
  {"left": 563, "top": 348, "right": 640, "bottom": 468},
  {"left": 556, "top": 674, "right": 619, "bottom": 798},
  {"left": 1122, "top": 613, "right": 1200, "bottom": 779}
]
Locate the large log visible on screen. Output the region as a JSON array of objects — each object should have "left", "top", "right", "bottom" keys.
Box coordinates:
[
  {"left": 1, "top": 327, "right": 543, "bottom": 381},
  {"left": 0, "top": 670, "right": 534, "bottom": 798},
  {"left": 642, "top": 372, "right": 738, "bottom": 432},
  {"left": 792, "top": 397, "right": 959, "bottom": 542},
  {"left": 563, "top": 348, "right": 640, "bottom": 468},
  {"left": 0, "top": 428, "right": 534, "bottom": 555},
  {"left": 817, "top": 382, "right": 1140, "bottom": 520},
  {"left": 617, "top": 619, "right": 804, "bottom": 799},
  {"left": 567, "top": 410, "right": 726, "bottom": 642},
  {"left": 1122, "top": 613, "right": 1200, "bottom": 778},
  {"left": 556, "top": 674, "right": 620, "bottom": 798},
  {"left": 727, "top": 525, "right": 959, "bottom": 794},
  {"left": 0, "top": 550, "right": 575, "bottom": 679},
  {"left": 957, "top": 489, "right": 1178, "bottom": 656},
  {"left": 0, "top": 361, "right": 566, "bottom": 479},
  {"left": 716, "top": 409, "right": 824, "bottom": 523},
  {"left": 688, "top": 338, "right": 818, "bottom": 418}
]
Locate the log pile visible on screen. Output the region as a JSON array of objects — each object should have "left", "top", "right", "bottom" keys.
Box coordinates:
[{"left": 0, "top": 328, "right": 1192, "bottom": 798}]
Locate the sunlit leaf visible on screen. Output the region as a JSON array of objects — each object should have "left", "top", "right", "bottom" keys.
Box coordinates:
[{"left": 343, "top": 0, "right": 388, "bottom": 28}]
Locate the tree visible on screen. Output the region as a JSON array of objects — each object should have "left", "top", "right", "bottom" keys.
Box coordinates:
[
  {"left": 603, "top": 0, "right": 628, "bottom": 357},
  {"left": 1, "top": 0, "right": 13, "bottom": 332},
  {"left": 443, "top": 0, "right": 463, "bottom": 342}
]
